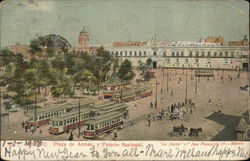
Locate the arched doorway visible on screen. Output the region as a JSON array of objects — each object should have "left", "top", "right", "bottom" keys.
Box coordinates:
[{"left": 153, "top": 61, "right": 157, "bottom": 68}]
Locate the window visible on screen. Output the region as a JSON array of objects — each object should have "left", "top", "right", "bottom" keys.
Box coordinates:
[
  {"left": 115, "top": 51, "right": 118, "bottom": 56},
  {"left": 185, "top": 59, "right": 188, "bottom": 63},
  {"left": 189, "top": 51, "right": 193, "bottom": 57},
  {"left": 125, "top": 51, "right": 127, "bottom": 56},
  {"left": 181, "top": 51, "right": 184, "bottom": 57},
  {"left": 163, "top": 52, "right": 166, "bottom": 57},
  {"left": 139, "top": 51, "right": 142, "bottom": 57},
  {"left": 201, "top": 52, "right": 205, "bottom": 57},
  {"left": 196, "top": 51, "right": 199, "bottom": 57},
  {"left": 130, "top": 51, "right": 132, "bottom": 56},
  {"left": 176, "top": 52, "right": 179, "bottom": 57},
  {"left": 219, "top": 51, "right": 223, "bottom": 57},
  {"left": 214, "top": 52, "right": 217, "bottom": 57},
  {"left": 120, "top": 51, "right": 123, "bottom": 56},
  {"left": 134, "top": 51, "right": 137, "bottom": 56},
  {"left": 196, "top": 58, "right": 199, "bottom": 63},
  {"left": 225, "top": 51, "right": 228, "bottom": 57},
  {"left": 231, "top": 51, "right": 234, "bottom": 57},
  {"left": 176, "top": 58, "right": 179, "bottom": 63},
  {"left": 172, "top": 52, "right": 175, "bottom": 57},
  {"left": 207, "top": 51, "right": 211, "bottom": 57},
  {"left": 167, "top": 58, "right": 170, "bottom": 63},
  {"left": 153, "top": 51, "right": 156, "bottom": 56},
  {"left": 144, "top": 51, "right": 146, "bottom": 56}
]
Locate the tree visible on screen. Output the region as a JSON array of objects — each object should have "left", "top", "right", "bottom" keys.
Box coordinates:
[
  {"left": 50, "top": 68, "right": 73, "bottom": 101},
  {"left": 146, "top": 58, "right": 152, "bottom": 67},
  {"left": 93, "top": 47, "right": 113, "bottom": 98},
  {"left": 117, "top": 59, "right": 135, "bottom": 102},
  {"left": 78, "top": 70, "right": 97, "bottom": 95},
  {"left": 112, "top": 58, "right": 120, "bottom": 73}
]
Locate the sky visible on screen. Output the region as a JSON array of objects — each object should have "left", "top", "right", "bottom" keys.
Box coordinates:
[{"left": 0, "top": 0, "right": 249, "bottom": 48}]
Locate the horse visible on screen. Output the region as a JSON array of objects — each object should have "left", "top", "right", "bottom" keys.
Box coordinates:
[{"left": 189, "top": 128, "right": 202, "bottom": 137}]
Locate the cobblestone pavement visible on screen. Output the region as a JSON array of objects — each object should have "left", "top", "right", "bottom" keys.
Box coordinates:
[{"left": 1, "top": 69, "right": 249, "bottom": 140}]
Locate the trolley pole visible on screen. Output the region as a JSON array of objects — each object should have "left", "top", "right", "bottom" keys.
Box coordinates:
[
  {"left": 155, "top": 80, "right": 160, "bottom": 108},
  {"left": 78, "top": 97, "right": 81, "bottom": 138},
  {"left": 34, "top": 88, "right": 37, "bottom": 126},
  {"left": 185, "top": 69, "right": 188, "bottom": 103},
  {"left": 167, "top": 72, "right": 169, "bottom": 92},
  {"left": 195, "top": 70, "right": 198, "bottom": 94},
  {"left": 222, "top": 69, "right": 224, "bottom": 84}
]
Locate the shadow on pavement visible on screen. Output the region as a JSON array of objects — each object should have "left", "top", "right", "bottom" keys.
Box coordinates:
[{"left": 206, "top": 110, "right": 249, "bottom": 141}]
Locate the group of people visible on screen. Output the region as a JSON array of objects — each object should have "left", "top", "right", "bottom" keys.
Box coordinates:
[
  {"left": 146, "top": 99, "right": 195, "bottom": 126},
  {"left": 21, "top": 122, "right": 43, "bottom": 134},
  {"left": 168, "top": 99, "right": 195, "bottom": 120}
]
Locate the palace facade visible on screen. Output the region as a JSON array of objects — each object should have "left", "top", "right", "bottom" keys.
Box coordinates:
[{"left": 105, "top": 36, "right": 249, "bottom": 70}]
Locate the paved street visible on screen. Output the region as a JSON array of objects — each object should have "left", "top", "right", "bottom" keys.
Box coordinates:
[{"left": 1, "top": 69, "right": 249, "bottom": 141}]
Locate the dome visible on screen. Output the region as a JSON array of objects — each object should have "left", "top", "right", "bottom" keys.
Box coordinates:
[{"left": 43, "top": 34, "right": 71, "bottom": 48}]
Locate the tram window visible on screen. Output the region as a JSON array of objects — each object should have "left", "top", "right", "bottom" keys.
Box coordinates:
[
  {"left": 59, "top": 121, "right": 63, "bottom": 126},
  {"left": 39, "top": 116, "right": 41, "bottom": 120},
  {"left": 67, "top": 120, "right": 69, "bottom": 124},
  {"left": 95, "top": 124, "right": 98, "bottom": 129},
  {"left": 64, "top": 120, "right": 66, "bottom": 125}
]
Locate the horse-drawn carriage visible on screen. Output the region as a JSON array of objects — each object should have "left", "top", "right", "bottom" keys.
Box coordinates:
[{"left": 171, "top": 125, "right": 188, "bottom": 137}]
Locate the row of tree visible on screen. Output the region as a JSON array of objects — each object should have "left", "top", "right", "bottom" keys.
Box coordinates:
[{"left": 0, "top": 36, "right": 135, "bottom": 107}]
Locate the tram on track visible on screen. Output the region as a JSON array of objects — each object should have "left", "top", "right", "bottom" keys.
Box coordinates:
[
  {"left": 25, "top": 98, "right": 95, "bottom": 128},
  {"left": 48, "top": 102, "right": 128, "bottom": 135},
  {"left": 83, "top": 111, "right": 123, "bottom": 138}
]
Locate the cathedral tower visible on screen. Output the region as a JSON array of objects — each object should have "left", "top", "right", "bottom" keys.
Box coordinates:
[{"left": 78, "top": 26, "right": 89, "bottom": 46}]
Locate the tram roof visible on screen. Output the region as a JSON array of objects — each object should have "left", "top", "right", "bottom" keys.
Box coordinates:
[
  {"left": 92, "top": 102, "right": 117, "bottom": 109},
  {"left": 86, "top": 111, "right": 123, "bottom": 124},
  {"left": 94, "top": 103, "right": 128, "bottom": 114},
  {"left": 26, "top": 98, "right": 95, "bottom": 116},
  {"left": 51, "top": 108, "right": 91, "bottom": 121}
]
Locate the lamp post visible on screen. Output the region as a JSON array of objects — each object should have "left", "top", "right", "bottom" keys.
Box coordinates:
[
  {"left": 78, "top": 97, "right": 81, "bottom": 138},
  {"left": 195, "top": 69, "right": 198, "bottom": 94},
  {"left": 155, "top": 79, "right": 160, "bottom": 108},
  {"left": 185, "top": 69, "right": 188, "bottom": 103},
  {"left": 167, "top": 72, "right": 169, "bottom": 92}
]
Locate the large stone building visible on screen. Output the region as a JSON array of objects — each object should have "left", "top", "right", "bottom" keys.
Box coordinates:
[
  {"left": 106, "top": 35, "right": 249, "bottom": 70},
  {"left": 9, "top": 27, "right": 249, "bottom": 70}
]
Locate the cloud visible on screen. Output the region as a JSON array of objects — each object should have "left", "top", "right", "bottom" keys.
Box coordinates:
[{"left": 20, "top": 0, "right": 54, "bottom": 11}]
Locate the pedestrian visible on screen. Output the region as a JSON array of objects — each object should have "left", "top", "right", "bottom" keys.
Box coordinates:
[
  {"left": 21, "top": 121, "right": 25, "bottom": 128},
  {"left": 161, "top": 89, "right": 163, "bottom": 93},
  {"left": 148, "top": 119, "right": 151, "bottom": 127},
  {"left": 113, "top": 131, "right": 118, "bottom": 140},
  {"left": 155, "top": 102, "right": 157, "bottom": 108},
  {"left": 207, "top": 77, "right": 209, "bottom": 81},
  {"left": 170, "top": 91, "right": 173, "bottom": 96},
  {"left": 150, "top": 102, "right": 153, "bottom": 108},
  {"left": 153, "top": 113, "right": 155, "bottom": 121},
  {"left": 218, "top": 98, "right": 222, "bottom": 105},
  {"left": 208, "top": 98, "right": 212, "bottom": 105},
  {"left": 31, "top": 126, "right": 34, "bottom": 134},
  {"left": 25, "top": 125, "right": 28, "bottom": 133},
  {"left": 134, "top": 104, "right": 137, "bottom": 110},
  {"left": 69, "top": 132, "right": 74, "bottom": 140}
]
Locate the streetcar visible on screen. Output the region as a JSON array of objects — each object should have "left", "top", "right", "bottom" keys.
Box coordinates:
[
  {"left": 48, "top": 109, "right": 90, "bottom": 135},
  {"left": 136, "top": 84, "right": 153, "bottom": 98},
  {"left": 111, "top": 91, "right": 136, "bottom": 102},
  {"left": 195, "top": 70, "right": 214, "bottom": 77},
  {"left": 92, "top": 102, "right": 129, "bottom": 119},
  {"left": 48, "top": 102, "right": 128, "bottom": 135},
  {"left": 25, "top": 98, "right": 95, "bottom": 128},
  {"left": 83, "top": 111, "right": 124, "bottom": 139}
]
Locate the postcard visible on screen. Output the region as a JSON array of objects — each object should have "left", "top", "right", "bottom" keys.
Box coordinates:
[{"left": 0, "top": 0, "right": 249, "bottom": 160}]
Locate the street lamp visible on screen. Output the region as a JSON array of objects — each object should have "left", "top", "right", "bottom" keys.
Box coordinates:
[
  {"left": 155, "top": 79, "right": 160, "bottom": 108},
  {"left": 185, "top": 68, "right": 188, "bottom": 103}
]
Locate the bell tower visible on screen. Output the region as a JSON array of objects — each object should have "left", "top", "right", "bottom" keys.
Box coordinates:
[{"left": 78, "top": 26, "right": 89, "bottom": 46}]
